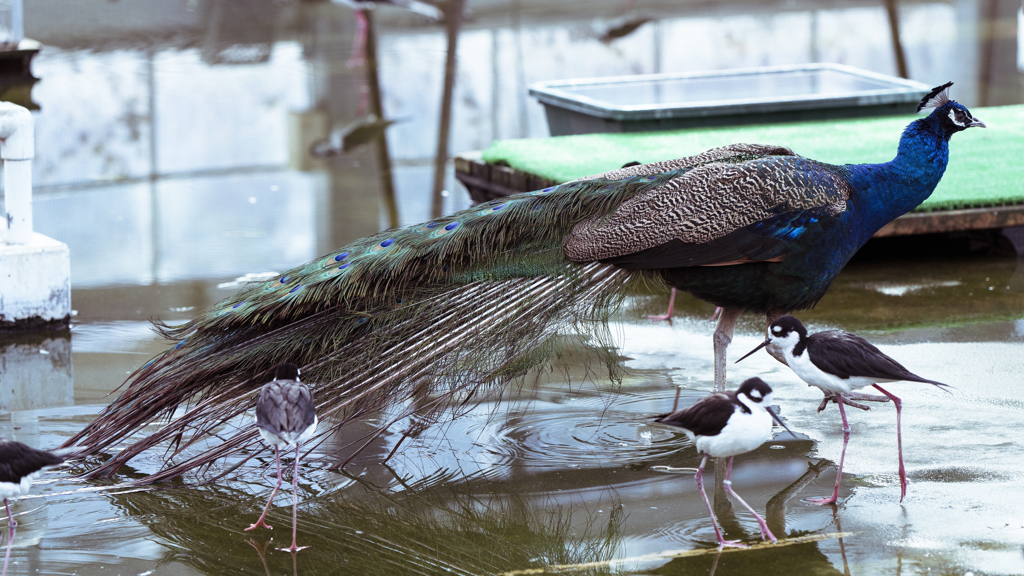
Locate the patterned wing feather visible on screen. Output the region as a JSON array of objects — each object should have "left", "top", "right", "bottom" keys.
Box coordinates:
[{"left": 564, "top": 156, "right": 850, "bottom": 262}]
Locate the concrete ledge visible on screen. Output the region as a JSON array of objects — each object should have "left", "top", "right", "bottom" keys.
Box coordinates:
[{"left": 0, "top": 232, "right": 71, "bottom": 331}]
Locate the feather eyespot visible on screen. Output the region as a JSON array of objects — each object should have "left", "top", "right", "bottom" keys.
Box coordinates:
[
  {"left": 334, "top": 252, "right": 349, "bottom": 262},
  {"left": 491, "top": 204, "right": 505, "bottom": 211},
  {"left": 426, "top": 222, "right": 440, "bottom": 229},
  {"left": 444, "top": 222, "right": 459, "bottom": 231},
  {"left": 279, "top": 276, "right": 289, "bottom": 283},
  {"left": 542, "top": 186, "right": 555, "bottom": 192},
  {"left": 289, "top": 285, "right": 302, "bottom": 294},
  {"left": 232, "top": 302, "right": 244, "bottom": 309},
  {"left": 380, "top": 239, "right": 394, "bottom": 248},
  {"left": 337, "top": 263, "right": 350, "bottom": 270}
]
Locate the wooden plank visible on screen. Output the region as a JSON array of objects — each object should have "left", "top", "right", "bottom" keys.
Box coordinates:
[
  {"left": 456, "top": 154, "right": 1024, "bottom": 237},
  {"left": 874, "top": 204, "right": 1024, "bottom": 237}
]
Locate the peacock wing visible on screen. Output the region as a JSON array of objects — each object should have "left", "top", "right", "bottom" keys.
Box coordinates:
[
  {"left": 563, "top": 154, "right": 851, "bottom": 266},
  {"left": 572, "top": 143, "right": 797, "bottom": 183}
]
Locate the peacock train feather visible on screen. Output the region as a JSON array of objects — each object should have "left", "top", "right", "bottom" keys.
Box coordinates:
[
  {"left": 66, "top": 83, "right": 985, "bottom": 483},
  {"left": 67, "top": 144, "right": 792, "bottom": 482}
]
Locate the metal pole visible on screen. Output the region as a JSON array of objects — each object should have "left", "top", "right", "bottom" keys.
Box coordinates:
[
  {"left": 363, "top": 9, "right": 400, "bottom": 229},
  {"left": 884, "top": 0, "right": 909, "bottom": 78},
  {"left": 430, "top": 0, "right": 465, "bottom": 219}
]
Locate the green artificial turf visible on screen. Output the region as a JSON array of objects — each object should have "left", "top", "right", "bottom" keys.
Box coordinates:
[{"left": 481, "top": 104, "right": 1023, "bottom": 212}]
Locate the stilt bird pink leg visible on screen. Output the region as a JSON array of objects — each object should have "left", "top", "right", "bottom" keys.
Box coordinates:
[
  {"left": 724, "top": 456, "right": 776, "bottom": 543},
  {"left": 807, "top": 394, "right": 850, "bottom": 505},
  {"left": 695, "top": 455, "right": 745, "bottom": 548},
  {"left": 278, "top": 445, "right": 308, "bottom": 552},
  {"left": 648, "top": 288, "right": 677, "bottom": 321},
  {"left": 246, "top": 446, "right": 282, "bottom": 531},
  {"left": 872, "top": 384, "right": 907, "bottom": 501}
]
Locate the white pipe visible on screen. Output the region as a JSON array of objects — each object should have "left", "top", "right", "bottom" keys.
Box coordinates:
[
  {"left": 10, "top": 0, "right": 22, "bottom": 43},
  {"left": 0, "top": 101, "right": 33, "bottom": 244}
]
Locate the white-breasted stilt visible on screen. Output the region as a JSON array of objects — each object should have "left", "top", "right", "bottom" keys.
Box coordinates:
[
  {"left": 0, "top": 441, "right": 65, "bottom": 576},
  {"left": 0, "top": 441, "right": 64, "bottom": 527},
  {"left": 654, "top": 377, "right": 795, "bottom": 548},
  {"left": 737, "top": 315, "right": 950, "bottom": 503},
  {"left": 245, "top": 363, "right": 317, "bottom": 552}
]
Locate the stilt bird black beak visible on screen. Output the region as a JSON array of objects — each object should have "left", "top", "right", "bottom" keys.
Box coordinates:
[
  {"left": 735, "top": 339, "right": 769, "bottom": 363},
  {"left": 766, "top": 406, "right": 799, "bottom": 439}
]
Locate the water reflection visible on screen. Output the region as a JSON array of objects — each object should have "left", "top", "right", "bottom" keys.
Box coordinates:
[
  {"left": 0, "top": 332, "right": 72, "bottom": 413},
  {"left": 113, "top": 482, "right": 625, "bottom": 576}
]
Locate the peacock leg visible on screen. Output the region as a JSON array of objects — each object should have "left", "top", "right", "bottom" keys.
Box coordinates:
[
  {"left": 695, "top": 455, "right": 745, "bottom": 548},
  {"left": 648, "top": 288, "right": 677, "bottom": 321},
  {"left": 872, "top": 384, "right": 907, "bottom": 501},
  {"left": 724, "top": 456, "right": 777, "bottom": 543},
  {"left": 807, "top": 395, "right": 850, "bottom": 505},
  {"left": 713, "top": 308, "right": 742, "bottom": 392}
]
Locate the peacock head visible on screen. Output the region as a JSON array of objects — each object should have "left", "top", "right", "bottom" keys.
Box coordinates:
[{"left": 916, "top": 82, "right": 986, "bottom": 138}]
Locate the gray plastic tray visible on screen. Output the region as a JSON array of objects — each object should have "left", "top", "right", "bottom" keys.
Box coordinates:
[{"left": 529, "top": 63, "right": 931, "bottom": 135}]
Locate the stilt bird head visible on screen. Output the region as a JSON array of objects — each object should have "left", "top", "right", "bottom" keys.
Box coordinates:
[{"left": 736, "top": 315, "right": 808, "bottom": 363}]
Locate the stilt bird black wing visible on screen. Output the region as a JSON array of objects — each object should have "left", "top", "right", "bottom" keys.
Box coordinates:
[
  {"left": 654, "top": 391, "right": 739, "bottom": 437},
  {"left": 807, "top": 331, "right": 950, "bottom": 387}
]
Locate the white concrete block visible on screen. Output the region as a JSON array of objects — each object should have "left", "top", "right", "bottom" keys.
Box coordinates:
[{"left": 0, "top": 232, "right": 70, "bottom": 329}]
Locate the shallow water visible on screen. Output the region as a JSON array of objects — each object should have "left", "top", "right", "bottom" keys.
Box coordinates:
[{"left": 5, "top": 245, "right": 1024, "bottom": 575}]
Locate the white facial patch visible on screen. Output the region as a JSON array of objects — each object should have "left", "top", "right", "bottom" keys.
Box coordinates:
[
  {"left": 948, "top": 109, "right": 965, "bottom": 127},
  {"left": 772, "top": 326, "right": 783, "bottom": 334},
  {"left": 749, "top": 389, "right": 763, "bottom": 400}
]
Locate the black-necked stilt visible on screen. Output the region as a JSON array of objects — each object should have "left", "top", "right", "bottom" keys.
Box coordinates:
[
  {"left": 245, "top": 363, "right": 317, "bottom": 552},
  {"left": 737, "top": 315, "right": 950, "bottom": 503},
  {"left": 0, "top": 441, "right": 64, "bottom": 528},
  {"left": 654, "top": 377, "right": 796, "bottom": 548}
]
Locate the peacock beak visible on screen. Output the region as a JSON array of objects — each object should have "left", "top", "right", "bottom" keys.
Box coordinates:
[{"left": 968, "top": 117, "right": 986, "bottom": 128}]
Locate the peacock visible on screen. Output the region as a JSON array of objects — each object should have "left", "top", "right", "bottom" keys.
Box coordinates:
[{"left": 64, "top": 83, "right": 983, "bottom": 482}]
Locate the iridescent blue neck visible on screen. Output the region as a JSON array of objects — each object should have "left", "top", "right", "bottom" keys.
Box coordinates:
[{"left": 847, "top": 116, "right": 949, "bottom": 239}]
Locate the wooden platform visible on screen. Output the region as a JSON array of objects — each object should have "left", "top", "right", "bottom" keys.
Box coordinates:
[
  {"left": 455, "top": 104, "right": 1024, "bottom": 238},
  {"left": 455, "top": 154, "right": 1024, "bottom": 238}
]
